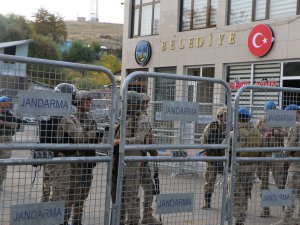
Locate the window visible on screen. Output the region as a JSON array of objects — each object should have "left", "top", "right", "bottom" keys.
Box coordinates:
[
  {"left": 4, "top": 46, "right": 16, "bottom": 55},
  {"left": 131, "top": 0, "right": 160, "bottom": 37},
  {"left": 180, "top": 0, "right": 218, "bottom": 31},
  {"left": 228, "top": 0, "right": 298, "bottom": 25}
]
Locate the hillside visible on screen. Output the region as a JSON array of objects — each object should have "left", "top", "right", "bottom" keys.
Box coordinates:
[{"left": 65, "top": 21, "right": 123, "bottom": 49}]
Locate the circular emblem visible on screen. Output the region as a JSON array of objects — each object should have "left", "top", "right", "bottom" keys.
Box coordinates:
[
  {"left": 135, "top": 40, "right": 151, "bottom": 66},
  {"left": 248, "top": 24, "right": 275, "bottom": 57}
]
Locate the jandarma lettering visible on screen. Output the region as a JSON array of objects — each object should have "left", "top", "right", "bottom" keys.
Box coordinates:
[
  {"left": 267, "top": 114, "right": 294, "bottom": 122},
  {"left": 13, "top": 208, "right": 63, "bottom": 221},
  {"left": 20, "top": 98, "right": 69, "bottom": 109},
  {"left": 157, "top": 198, "right": 192, "bottom": 208},
  {"left": 165, "top": 106, "right": 197, "bottom": 116}
]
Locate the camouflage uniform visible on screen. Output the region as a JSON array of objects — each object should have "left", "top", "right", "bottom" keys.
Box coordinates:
[
  {"left": 44, "top": 115, "right": 84, "bottom": 225},
  {"left": 271, "top": 121, "right": 300, "bottom": 225},
  {"left": 255, "top": 117, "right": 286, "bottom": 217},
  {"left": 112, "top": 92, "right": 151, "bottom": 225},
  {"left": 139, "top": 105, "right": 162, "bottom": 225},
  {"left": 0, "top": 109, "right": 18, "bottom": 190},
  {"left": 230, "top": 121, "right": 262, "bottom": 225},
  {"left": 201, "top": 107, "right": 226, "bottom": 209},
  {"left": 65, "top": 110, "right": 98, "bottom": 225}
]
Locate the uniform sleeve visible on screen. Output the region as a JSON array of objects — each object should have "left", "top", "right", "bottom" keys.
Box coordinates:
[
  {"left": 285, "top": 124, "right": 300, "bottom": 148},
  {"left": 200, "top": 123, "right": 211, "bottom": 145},
  {"left": 125, "top": 118, "right": 150, "bottom": 145},
  {"left": 57, "top": 117, "right": 83, "bottom": 143}
]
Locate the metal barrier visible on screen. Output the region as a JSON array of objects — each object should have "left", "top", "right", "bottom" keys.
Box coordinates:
[
  {"left": 0, "top": 54, "right": 117, "bottom": 225},
  {"left": 230, "top": 85, "right": 300, "bottom": 225},
  {"left": 114, "top": 71, "right": 232, "bottom": 225}
]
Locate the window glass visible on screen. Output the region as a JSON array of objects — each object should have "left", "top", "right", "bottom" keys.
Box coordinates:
[
  {"left": 153, "top": 3, "right": 160, "bottom": 35},
  {"left": 210, "top": 0, "right": 218, "bottom": 25},
  {"left": 181, "top": 0, "right": 217, "bottom": 31},
  {"left": 141, "top": 5, "right": 153, "bottom": 36},
  {"left": 254, "top": 0, "right": 266, "bottom": 20},
  {"left": 270, "top": 0, "right": 296, "bottom": 18},
  {"left": 132, "top": 0, "right": 160, "bottom": 37},
  {"left": 142, "top": 0, "right": 152, "bottom": 3},
  {"left": 134, "top": 0, "right": 141, "bottom": 6},
  {"left": 283, "top": 62, "right": 300, "bottom": 76},
  {"left": 133, "top": 9, "right": 140, "bottom": 36},
  {"left": 193, "top": 0, "right": 207, "bottom": 29},
  {"left": 181, "top": 0, "right": 192, "bottom": 31},
  {"left": 229, "top": 0, "right": 252, "bottom": 25}
]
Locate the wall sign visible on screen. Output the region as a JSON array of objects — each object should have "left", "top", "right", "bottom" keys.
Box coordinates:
[
  {"left": 248, "top": 24, "right": 275, "bottom": 57},
  {"left": 135, "top": 40, "right": 152, "bottom": 66}
]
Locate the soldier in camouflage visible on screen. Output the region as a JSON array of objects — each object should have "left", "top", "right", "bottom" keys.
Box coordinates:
[
  {"left": 255, "top": 101, "right": 286, "bottom": 218},
  {"left": 139, "top": 93, "right": 162, "bottom": 225},
  {"left": 271, "top": 104, "right": 300, "bottom": 225},
  {"left": 229, "top": 107, "right": 263, "bottom": 225},
  {"left": 0, "top": 96, "right": 18, "bottom": 191},
  {"left": 200, "top": 106, "right": 227, "bottom": 209},
  {"left": 65, "top": 93, "right": 99, "bottom": 225},
  {"left": 113, "top": 91, "right": 151, "bottom": 225}
]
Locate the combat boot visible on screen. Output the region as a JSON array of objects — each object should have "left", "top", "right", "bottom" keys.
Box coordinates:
[
  {"left": 141, "top": 208, "right": 162, "bottom": 225},
  {"left": 260, "top": 207, "right": 270, "bottom": 218},
  {"left": 201, "top": 193, "right": 212, "bottom": 209},
  {"left": 270, "top": 212, "right": 293, "bottom": 225}
]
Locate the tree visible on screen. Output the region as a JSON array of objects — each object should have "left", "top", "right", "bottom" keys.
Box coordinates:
[
  {"left": 63, "top": 40, "right": 94, "bottom": 63},
  {"left": 28, "top": 33, "right": 61, "bottom": 60},
  {"left": 32, "top": 8, "right": 67, "bottom": 44},
  {"left": 0, "top": 14, "right": 31, "bottom": 42},
  {"left": 98, "top": 53, "right": 121, "bottom": 74}
]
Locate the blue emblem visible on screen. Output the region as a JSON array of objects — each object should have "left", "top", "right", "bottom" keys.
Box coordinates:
[{"left": 135, "top": 40, "right": 151, "bottom": 66}]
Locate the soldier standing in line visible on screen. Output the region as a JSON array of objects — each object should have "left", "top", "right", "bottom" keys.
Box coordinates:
[
  {"left": 229, "top": 107, "right": 263, "bottom": 225},
  {"left": 65, "top": 93, "right": 99, "bottom": 225},
  {"left": 0, "top": 96, "right": 18, "bottom": 191},
  {"left": 271, "top": 104, "right": 300, "bottom": 225},
  {"left": 255, "top": 101, "right": 286, "bottom": 217},
  {"left": 139, "top": 93, "right": 162, "bottom": 225},
  {"left": 200, "top": 106, "right": 227, "bottom": 209},
  {"left": 113, "top": 91, "right": 151, "bottom": 225}
]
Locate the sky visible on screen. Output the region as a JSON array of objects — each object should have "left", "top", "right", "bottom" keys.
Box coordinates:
[{"left": 1, "top": 0, "right": 125, "bottom": 24}]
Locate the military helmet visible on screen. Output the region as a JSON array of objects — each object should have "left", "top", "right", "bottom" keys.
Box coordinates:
[
  {"left": 0, "top": 96, "right": 10, "bottom": 103},
  {"left": 264, "top": 101, "right": 276, "bottom": 110},
  {"left": 285, "top": 104, "right": 300, "bottom": 111},
  {"left": 139, "top": 93, "right": 150, "bottom": 102},
  {"left": 54, "top": 83, "right": 77, "bottom": 95},
  {"left": 75, "top": 93, "right": 92, "bottom": 106},
  {"left": 216, "top": 106, "right": 227, "bottom": 117},
  {"left": 127, "top": 91, "right": 141, "bottom": 105},
  {"left": 238, "top": 107, "right": 251, "bottom": 118}
]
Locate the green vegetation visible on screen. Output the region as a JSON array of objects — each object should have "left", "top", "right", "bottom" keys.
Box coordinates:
[{"left": 0, "top": 8, "right": 122, "bottom": 87}]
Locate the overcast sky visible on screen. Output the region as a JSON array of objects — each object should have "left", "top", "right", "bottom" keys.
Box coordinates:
[{"left": 1, "top": 0, "right": 124, "bottom": 24}]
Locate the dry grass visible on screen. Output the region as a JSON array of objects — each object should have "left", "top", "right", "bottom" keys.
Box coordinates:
[{"left": 65, "top": 20, "right": 123, "bottom": 49}]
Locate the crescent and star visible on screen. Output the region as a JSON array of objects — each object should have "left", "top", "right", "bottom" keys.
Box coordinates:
[{"left": 252, "top": 32, "right": 268, "bottom": 48}]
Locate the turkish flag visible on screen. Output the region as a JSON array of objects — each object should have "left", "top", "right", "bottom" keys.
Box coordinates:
[{"left": 248, "top": 24, "right": 274, "bottom": 57}]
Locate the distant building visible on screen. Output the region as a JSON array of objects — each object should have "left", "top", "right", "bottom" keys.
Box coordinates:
[
  {"left": 77, "top": 17, "right": 86, "bottom": 22},
  {"left": 0, "top": 39, "right": 32, "bottom": 94},
  {"left": 60, "top": 40, "right": 73, "bottom": 54}
]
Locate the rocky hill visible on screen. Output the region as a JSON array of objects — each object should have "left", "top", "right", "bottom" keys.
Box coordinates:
[{"left": 65, "top": 21, "right": 123, "bottom": 49}]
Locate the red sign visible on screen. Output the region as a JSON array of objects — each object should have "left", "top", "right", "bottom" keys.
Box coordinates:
[
  {"left": 248, "top": 24, "right": 274, "bottom": 57},
  {"left": 227, "top": 81, "right": 250, "bottom": 90},
  {"left": 255, "top": 79, "right": 278, "bottom": 86}
]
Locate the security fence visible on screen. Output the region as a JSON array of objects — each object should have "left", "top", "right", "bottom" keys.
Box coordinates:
[
  {"left": 114, "top": 71, "right": 232, "bottom": 225},
  {"left": 230, "top": 85, "right": 300, "bottom": 225},
  {"left": 0, "top": 54, "right": 117, "bottom": 225}
]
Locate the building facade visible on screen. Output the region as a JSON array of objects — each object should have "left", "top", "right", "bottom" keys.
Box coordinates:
[{"left": 121, "top": 0, "right": 300, "bottom": 105}]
